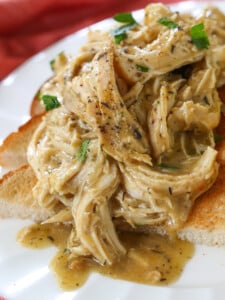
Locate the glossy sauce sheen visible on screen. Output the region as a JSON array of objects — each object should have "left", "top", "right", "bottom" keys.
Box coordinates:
[{"left": 17, "top": 223, "right": 194, "bottom": 290}]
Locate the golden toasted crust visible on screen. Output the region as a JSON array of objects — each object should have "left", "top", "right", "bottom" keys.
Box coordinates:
[
  {"left": 178, "top": 112, "right": 225, "bottom": 245},
  {"left": 0, "top": 114, "right": 43, "bottom": 169},
  {"left": 178, "top": 163, "right": 225, "bottom": 245},
  {"left": 214, "top": 113, "right": 225, "bottom": 164},
  {"left": 30, "top": 94, "right": 45, "bottom": 117},
  {"left": 0, "top": 165, "right": 37, "bottom": 205},
  {"left": 180, "top": 164, "right": 225, "bottom": 230},
  {"left": 30, "top": 78, "right": 52, "bottom": 117},
  {"left": 0, "top": 165, "right": 55, "bottom": 222}
]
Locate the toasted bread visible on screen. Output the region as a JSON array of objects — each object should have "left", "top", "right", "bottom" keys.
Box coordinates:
[
  {"left": 0, "top": 114, "right": 43, "bottom": 169},
  {"left": 0, "top": 165, "right": 55, "bottom": 222},
  {"left": 178, "top": 163, "right": 225, "bottom": 245},
  {"left": 178, "top": 113, "right": 225, "bottom": 245},
  {"left": 214, "top": 113, "right": 225, "bottom": 165},
  {"left": 30, "top": 93, "right": 45, "bottom": 117}
]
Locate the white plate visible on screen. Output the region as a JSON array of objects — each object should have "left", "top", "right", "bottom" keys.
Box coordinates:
[{"left": 1, "top": 2, "right": 225, "bottom": 299}]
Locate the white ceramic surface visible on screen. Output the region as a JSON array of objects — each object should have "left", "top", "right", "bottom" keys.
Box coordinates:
[{"left": 1, "top": 2, "right": 225, "bottom": 299}]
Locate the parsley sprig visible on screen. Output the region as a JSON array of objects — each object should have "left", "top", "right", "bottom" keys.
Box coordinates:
[
  {"left": 190, "top": 23, "right": 210, "bottom": 49},
  {"left": 136, "top": 64, "right": 149, "bottom": 72},
  {"left": 77, "top": 140, "right": 90, "bottom": 163},
  {"left": 49, "top": 51, "right": 65, "bottom": 72},
  {"left": 157, "top": 15, "right": 209, "bottom": 50},
  {"left": 111, "top": 12, "right": 138, "bottom": 44},
  {"left": 41, "top": 95, "right": 61, "bottom": 111},
  {"left": 113, "top": 12, "right": 137, "bottom": 24},
  {"left": 50, "top": 59, "right": 55, "bottom": 71},
  {"left": 157, "top": 17, "right": 179, "bottom": 29}
]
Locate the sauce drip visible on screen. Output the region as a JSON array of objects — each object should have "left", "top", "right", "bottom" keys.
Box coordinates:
[{"left": 17, "top": 223, "right": 194, "bottom": 290}]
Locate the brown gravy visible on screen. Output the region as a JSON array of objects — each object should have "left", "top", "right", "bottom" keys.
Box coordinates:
[{"left": 17, "top": 223, "right": 194, "bottom": 290}]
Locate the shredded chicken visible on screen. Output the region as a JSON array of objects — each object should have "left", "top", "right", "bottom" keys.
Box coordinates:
[{"left": 27, "top": 4, "right": 225, "bottom": 265}]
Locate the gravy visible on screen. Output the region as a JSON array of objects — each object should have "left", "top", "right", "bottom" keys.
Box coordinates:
[{"left": 17, "top": 223, "right": 194, "bottom": 290}]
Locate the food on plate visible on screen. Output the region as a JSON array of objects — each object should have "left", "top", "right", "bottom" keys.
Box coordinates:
[
  {"left": 0, "top": 114, "right": 43, "bottom": 168},
  {"left": 1, "top": 2, "right": 225, "bottom": 288},
  {"left": 178, "top": 108, "right": 225, "bottom": 245}
]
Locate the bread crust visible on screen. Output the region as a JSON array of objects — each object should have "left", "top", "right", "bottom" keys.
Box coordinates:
[
  {"left": 0, "top": 114, "right": 43, "bottom": 169},
  {"left": 178, "top": 113, "right": 225, "bottom": 245},
  {"left": 30, "top": 94, "right": 45, "bottom": 117},
  {"left": 0, "top": 165, "right": 55, "bottom": 222}
]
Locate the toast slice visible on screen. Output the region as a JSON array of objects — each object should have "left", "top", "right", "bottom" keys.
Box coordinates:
[
  {"left": 0, "top": 114, "right": 43, "bottom": 169},
  {"left": 30, "top": 93, "right": 45, "bottom": 117},
  {"left": 178, "top": 113, "right": 225, "bottom": 245},
  {"left": 0, "top": 165, "right": 55, "bottom": 222},
  {"left": 178, "top": 163, "right": 225, "bottom": 245},
  {"left": 30, "top": 78, "right": 52, "bottom": 117}
]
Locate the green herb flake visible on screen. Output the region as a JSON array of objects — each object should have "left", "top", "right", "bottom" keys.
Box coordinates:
[
  {"left": 50, "top": 59, "right": 55, "bottom": 71},
  {"left": 190, "top": 23, "right": 210, "bottom": 49},
  {"left": 111, "top": 23, "right": 137, "bottom": 44},
  {"left": 41, "top": 95, "right": 61, "bottom": 111},
  {"left": 214, "top": 134, "right": 225, "bottom": 143},
  {"left": 157, "top": 17, "right": 179, "bottom": 29},
  {"left": 113, "top": 12, "right": 137, "bottom": 24},
  {"left": 114, "top": 32, "right": 127, "bottom": 44},
  {"left": 112, "top": 23, "right": 137, "bottom": 36},
  {"left": 77, "top": 140, "right": 90, "bottom": 163},
  {"left": 111, "top": 12, "right": 138, "bottom": 44},
  {"left": 136, "top": 64, "right": 149, "bottom": 72}
]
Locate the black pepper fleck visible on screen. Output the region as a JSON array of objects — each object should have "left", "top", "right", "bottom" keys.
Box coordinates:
[
  {"left": 97, "top": 52, "right": 107, "bottom": 60},
  {"left": 101, "top": 102, "right": 110, "bottom": 108},
  {"left": 133, "top": 128, "right": 142, "bottom": 139}
]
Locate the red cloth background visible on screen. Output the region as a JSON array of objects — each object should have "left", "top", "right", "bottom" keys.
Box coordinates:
[{"left": 0, "top": 0, "right": 182, "bottom": 80}]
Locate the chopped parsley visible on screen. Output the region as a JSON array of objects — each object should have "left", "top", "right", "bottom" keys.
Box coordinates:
[
  {"left": 111, "top": 12, "right": 138, "bottom": 44},
  {"left": 50, "top": 59, "right": 55, "bottom": 71},
  {"left": 136, "top": 64, "right": 149, "bottom": 72},
  {"left": 190, "top": 23, "right": 210, "bottom": 49},
  {"left": 112, "top": 24, "right": 136, "bottom": 44},
  {"left": 50, "top": 51, "right": 65, "bottom": 71},
  {"left": 114, "top": 32, "right": 127, "bottom": 44},
  {"left": 41, "top": 95, "right": 61, "bottom": 111},
  {"left": 113, "top": 12, "right": 137, "bottom": 24},
  {"left": 77, "top": 140, "right": 90, "bottom": 163},
  {"left": 157, "top": 17, "right": 179, "bottom": 29},
  {"left": 214, "top": 134, "right": 225, "bottom": 143}
]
